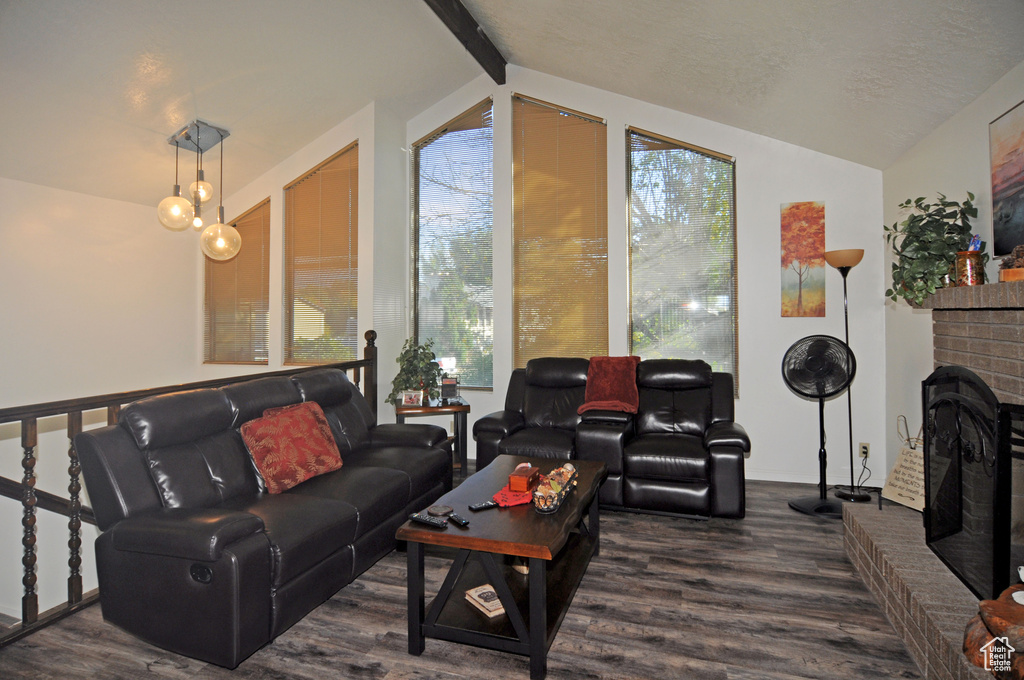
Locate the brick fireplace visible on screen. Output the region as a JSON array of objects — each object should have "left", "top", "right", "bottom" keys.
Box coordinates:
[
  {"left": 843, "top": 281, "right": 1024, "bottom": 680},
  {"left": 927, "top": 282, "right": 1024, "bottom": 406}
]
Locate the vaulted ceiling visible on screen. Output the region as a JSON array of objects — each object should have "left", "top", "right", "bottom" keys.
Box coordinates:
[{"left": 1, "top": 0, "right": 1022, "bottom": 210}]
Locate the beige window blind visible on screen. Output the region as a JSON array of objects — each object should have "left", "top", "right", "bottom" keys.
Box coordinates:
[
  {"left": 627, "top": 127, "right": 738, "bottom": 385},
  {"left": 414, "top": 99, "right": 494, "bottom": 388},
  {"left": 204, "top": 198, "right": 271, "bottom": 364},
  {"left": 512, "top": 94, "right": 608, "bottom": 368},
  {"left": 284, "top": 142, "right": 358, "bottom": 364}
]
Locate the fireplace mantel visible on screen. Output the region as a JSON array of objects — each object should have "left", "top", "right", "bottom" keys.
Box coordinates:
[
  {"left": 918, "top": 281, "right": 1024, "bottom": 407},
  {"left": 918, "top": 280, "right": 1024, "bottom": 311}
]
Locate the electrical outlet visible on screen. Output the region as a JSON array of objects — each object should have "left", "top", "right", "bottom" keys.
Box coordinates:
[{"left": 859, "top": 442, "right": 869, "bottom": 458}]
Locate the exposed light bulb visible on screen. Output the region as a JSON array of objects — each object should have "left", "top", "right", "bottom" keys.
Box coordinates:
[
  {"left": 157, "top": 185, "right": 193, "bottom": 231},
  {"left": 200, "top": 210, "right": 241, "bottom": 261},
  {"left": 189, "top": 169, "right": 214, "bottom": 205},
  {"left": 192, "top": 201, "right": 204, "bottom": 230}
]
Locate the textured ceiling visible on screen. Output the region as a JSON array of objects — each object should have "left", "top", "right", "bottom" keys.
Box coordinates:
[
  {"left": 1, "top": 0, "right": 1022, "bottom": 210},
  {"left": 462, "top": 0, "right": 1024, "bottom": 169}
]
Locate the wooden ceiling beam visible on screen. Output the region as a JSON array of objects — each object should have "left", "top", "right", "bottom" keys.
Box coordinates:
[{"left": 423, "top": 0, "right": 507, "bottom": 85}]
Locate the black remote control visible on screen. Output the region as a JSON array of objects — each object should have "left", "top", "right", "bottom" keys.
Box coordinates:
[
  {"left": 409, "top": 513, "right": 447, "bottom": 529},
  {"left": 448, "top": 512, "right": 470, "bottom": 528},
  {"left": 469, "top": 500, "right": 498, "bottom": 511}
]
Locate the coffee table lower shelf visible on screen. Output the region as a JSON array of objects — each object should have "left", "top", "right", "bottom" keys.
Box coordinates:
[{"left": 407, "top": 531, "right": 597, "bottom": 680}]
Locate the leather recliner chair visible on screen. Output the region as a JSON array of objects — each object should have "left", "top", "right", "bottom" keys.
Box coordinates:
[
  {"left": 473, "top": 357, "right": 589, "bottom": 470},
  {"left": 585, "top": 359, "right": 748, "bottom": 518},
  {"left": 476, "top": 357, "right": 749, "bottom": 519}
]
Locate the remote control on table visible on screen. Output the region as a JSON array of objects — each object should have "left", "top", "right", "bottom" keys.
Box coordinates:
[
  {"left": 409, "top": 513, "right": 448, "bottom": 529},
  {"left": 448, "top": 512, "right": 470, "bottom": 528},
  {"left": 469, "top": 500, "right": 498, "bottom": 511}
]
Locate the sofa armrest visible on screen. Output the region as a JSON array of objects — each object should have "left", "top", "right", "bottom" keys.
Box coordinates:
[
  {"left": 576, "top": 419, "right": 632, "bottom": 475},
  {"left": 705, "top": 421, "right": 750, "bottom": 453},
  {"left": 369, "top": 423, "right": 448, "bottom": 449},
  {"left": 579, "top": 409, "right": 633, "bottom": 425},
  {"left": 110, "top": 508, "right": 264, "bottom": 562},
  {"left": 472, "top": 410, "right": 525, "bottom": 440}
]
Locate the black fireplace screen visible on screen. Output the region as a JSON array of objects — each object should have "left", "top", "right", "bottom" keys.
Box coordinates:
[{"left": 923, "top": 366, "right": 1020, "bottom": 600}]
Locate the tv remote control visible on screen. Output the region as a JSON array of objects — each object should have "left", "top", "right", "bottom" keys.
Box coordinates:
[
  {"left": 448, "top": 512, "right": 470, "bottom": 528},
  {"left": 409, "top": 513, "right": 447, "bottom": 529},
  {"left": 469, "top": 500, "right": 498, "bottom": 511}
]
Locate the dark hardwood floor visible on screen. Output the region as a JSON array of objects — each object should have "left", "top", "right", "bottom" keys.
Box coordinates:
[{"left": 0, "top": 480, "right": 920, "bottom": 679}]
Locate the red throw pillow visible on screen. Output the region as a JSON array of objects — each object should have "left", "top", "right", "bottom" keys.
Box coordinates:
[
  {"left": 240, "top": 402, "right": 342, "bottom": 494},
  {"left": 578, "top": 355, "right": 641, "bottom": 414}
]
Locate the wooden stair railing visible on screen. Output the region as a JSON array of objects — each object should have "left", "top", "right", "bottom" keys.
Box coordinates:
[{"left": 0, "top": 330, "right": 377, "bottom": 647}]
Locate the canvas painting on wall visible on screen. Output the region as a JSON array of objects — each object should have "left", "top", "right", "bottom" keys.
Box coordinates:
[
  {"left": 781, "top": 201, "right": 825, "bottom": 317},
  {"left": 991, "top": 99, "right": 1024, "bottom": 256}
]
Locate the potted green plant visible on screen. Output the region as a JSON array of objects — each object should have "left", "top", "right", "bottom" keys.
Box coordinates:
[
  {"left": 884, "top": 192, "right": 987, "bottom": 306},
  {"left": 387, "top": 337, "right": 442, "bottom": 405}
]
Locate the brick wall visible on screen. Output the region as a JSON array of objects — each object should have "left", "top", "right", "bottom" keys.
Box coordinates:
[{"left": 923, "top": 280, "right": 1024, "bottom": 405}]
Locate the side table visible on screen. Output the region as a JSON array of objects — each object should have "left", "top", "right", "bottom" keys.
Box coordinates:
[{"left": 395, "top": 396, "right": 470, "bottom": 478}]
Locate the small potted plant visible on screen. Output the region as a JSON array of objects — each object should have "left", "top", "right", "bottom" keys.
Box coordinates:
[
  {"left": 884, "top": 192, "right": 988, "bottom": 306},
  {"left": 387, "top": 337, "right": 442, "bottom": 405}
]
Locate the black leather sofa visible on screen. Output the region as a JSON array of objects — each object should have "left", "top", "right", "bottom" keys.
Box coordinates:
[
  {"left": 75, "top": 368, "right": 451, "bottom": 668},
  {"left": 473, "top": 357, "right": 749, "bottom": 519}
]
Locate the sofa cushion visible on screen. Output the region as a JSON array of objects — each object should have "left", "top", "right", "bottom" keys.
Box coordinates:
[
  {"left": 523, "top": 358, "right": 589, "bottom": 431},
  {"left": 222, "top": 492, "right": 359, "bottom": 587},
  {"left": 284, "top": 466, "right": 410, "bottom": 539},
  {"left": 624, "top": 433, "right": 709, "bottom": 482},
  {"left": 240, "top": 402, "right": 342, "bottom": 494},
  {"left": 292, "top": 369, "right": 374, "bottom": 453},
  {"left": 121, "top": 388, "right": 234, "bottom": 450},
  {"left": 222, "top": 376, "right": 301, "bottom": 428},
  {"left": 144, "top": 429, "right": 260, "bottom": 509},
  {"left": 342, "top": 446, "right": 450, "bottom": 500},
  {"left": 498, "top": 428, "right": 575, "bottom": 460},
  {"left": 578, "top": 355, "right": 640, "bottom": 414}
]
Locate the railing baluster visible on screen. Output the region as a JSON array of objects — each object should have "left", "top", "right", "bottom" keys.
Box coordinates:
[
  {"left": 66, "top": 411, "right": 83, "bottom": 605},
  {"left": 21, "top": 417, "right": 38, "bottom": 626},
  {"left": 106, "top": 404, "right": 120, "bottom": 425}
]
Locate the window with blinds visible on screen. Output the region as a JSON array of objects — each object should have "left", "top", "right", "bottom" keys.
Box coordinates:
[
  {"left": 512, "top": 95, "right": 608, "bottom": 368},
  {"left": 414, "top": 99, "right": 494, "bottom": 388},
  {"left": 628, "top": 127, "right": 738, "bottom": 384},
  {"left": 203, "top": 198, "right": 271, "bottom": 364},
  {"left": 284, "top": 142, "right": 358, "bottom": 364}
]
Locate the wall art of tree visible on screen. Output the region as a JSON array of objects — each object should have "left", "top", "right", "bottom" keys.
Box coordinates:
[{"left": 780, "top": 201, "right": 825, "bottom": 318}]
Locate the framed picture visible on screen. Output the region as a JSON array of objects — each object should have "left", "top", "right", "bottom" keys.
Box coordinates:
[
  {"left": 401, "top": 390, "right": 423, "bottom": 406},
  {"left": 991, "top": 98, "right": 1024, "bottom": 256}
]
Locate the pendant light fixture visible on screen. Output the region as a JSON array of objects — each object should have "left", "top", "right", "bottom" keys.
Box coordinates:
[
  {"left": 156, "top": 142, "right": 194, "bottom": 231},
  {"left": 200, "top": 131, "right": 242, "bottom": 261},
  {"left": 157, "top": 120, "right": 238, "bottom": 259}
]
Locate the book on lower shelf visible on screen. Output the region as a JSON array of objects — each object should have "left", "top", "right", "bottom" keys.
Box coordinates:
[{"left": 465, "top": 584, "right": 504, "bottom": 618}]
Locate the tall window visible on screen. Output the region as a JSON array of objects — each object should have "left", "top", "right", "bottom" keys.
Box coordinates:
[
  {"left": 414, "top": 100, "right": 494, "bottom": 388},
  {"left": 203, "top": 198, "right": 271, "bottom": 364},
  {"left": 628, "top": 127, "right": 737, "bottom": 381},
  {"left": 512, "top": 95, "right": 608, "bottom": 367},
  {"left": 284, "top": 142, "right": 358, "bottom": 364}
]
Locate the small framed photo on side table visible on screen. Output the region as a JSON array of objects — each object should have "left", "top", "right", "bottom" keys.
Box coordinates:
[{"left": 401, "top": 390, "right": 423, "bottom": 406}]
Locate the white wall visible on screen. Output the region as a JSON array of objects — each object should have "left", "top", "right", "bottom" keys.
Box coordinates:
[
  {"left": 407, "top": 67, "right": 887, "bottom": 485},
  {"left": 883, "top": 60, "right": 1024, "bottom": 470},
  {"left": 0, "top": 178, "right": 202, "bottom": 617}
]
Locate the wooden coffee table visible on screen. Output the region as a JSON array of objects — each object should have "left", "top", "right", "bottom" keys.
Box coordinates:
[{"left": 396, "top": 455, "right": 607, "bottom": 680}]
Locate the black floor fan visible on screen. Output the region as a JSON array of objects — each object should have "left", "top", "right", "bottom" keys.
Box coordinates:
[{"left": 781, "top": 335, "right": 856, "bottom": 519}]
